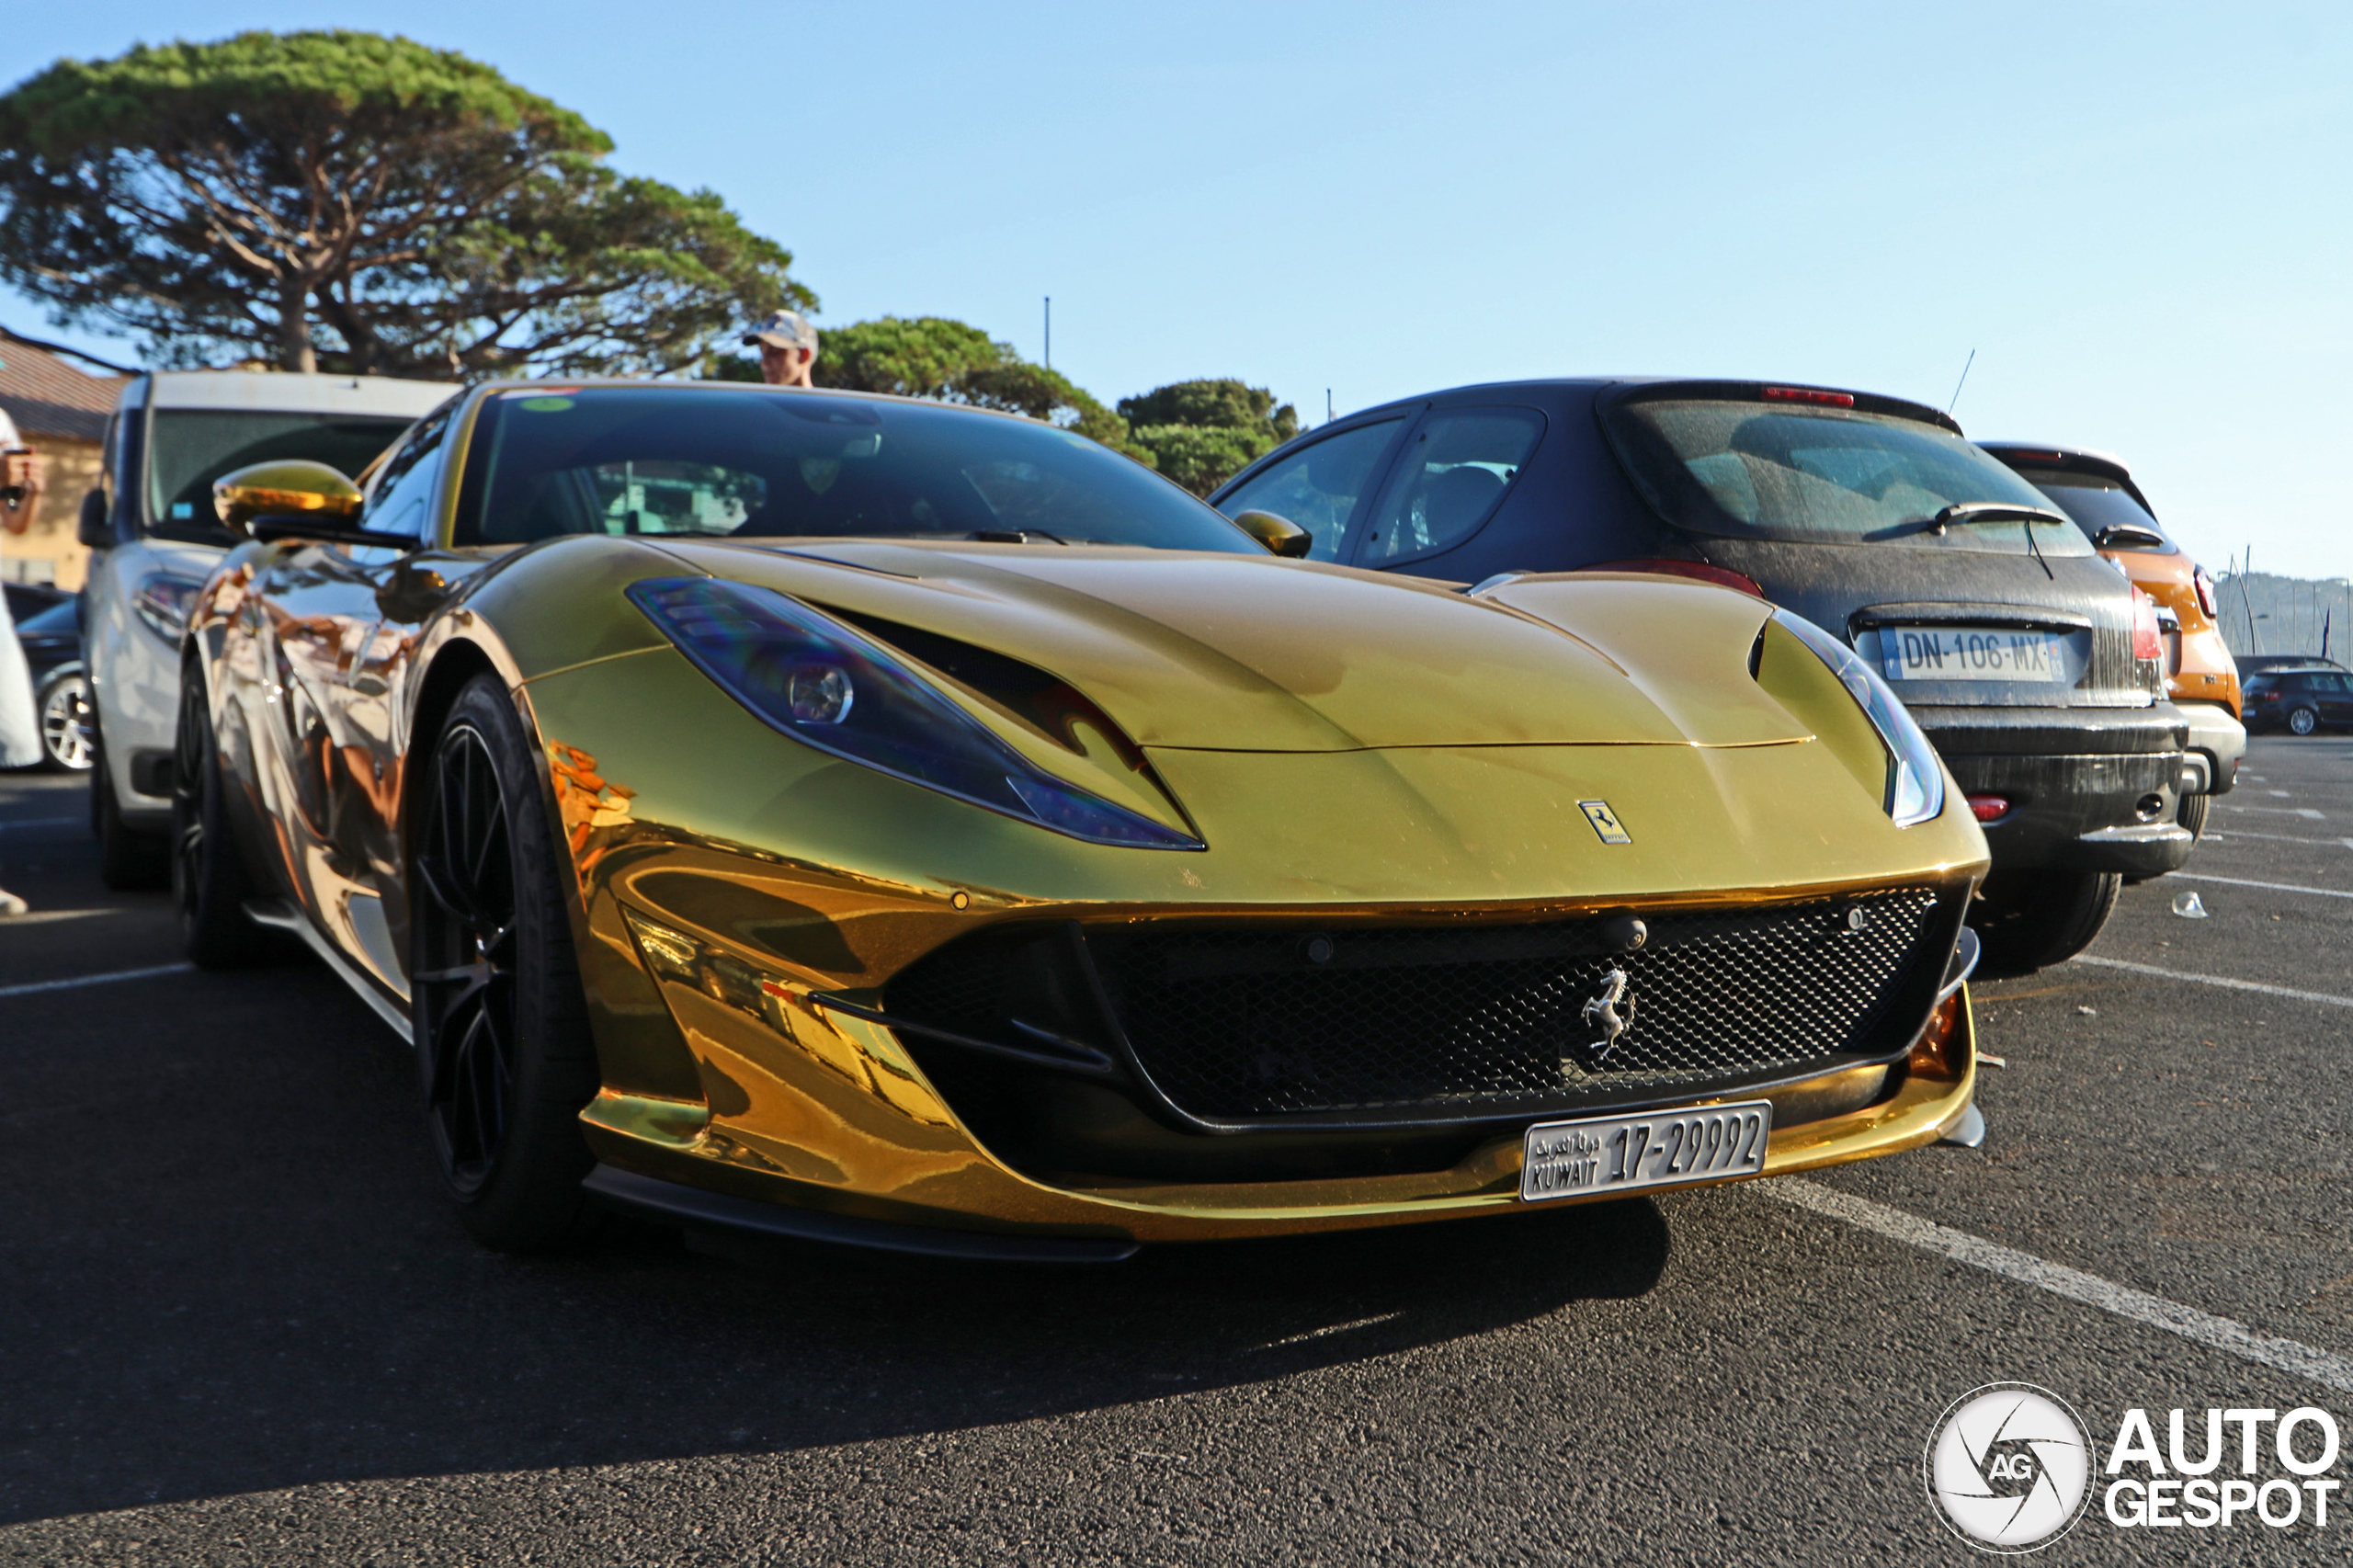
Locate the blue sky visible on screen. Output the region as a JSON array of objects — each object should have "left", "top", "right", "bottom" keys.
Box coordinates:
[{"left": 7, "top": 3, "right": 2350, "bottom": 576}]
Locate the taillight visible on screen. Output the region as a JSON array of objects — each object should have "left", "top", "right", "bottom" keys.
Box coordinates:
[
  {"left": 1760, "top": 387, "right": 1856, "bottom": 408},
  {"left": 2130, "top": 585, "right": 2163, "bottom": 664},
  {"left": 2193, "top": 566, "right": 2219, "bottom": 619},
  {"left": 1575, "top": 558, "right": 1768, "bottom": 597},
  {"left": 1966, "top": 794, "right": 2010, "bottom": 823}
]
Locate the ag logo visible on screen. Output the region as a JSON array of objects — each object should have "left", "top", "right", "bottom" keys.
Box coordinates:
[{"left": 1924, "top": 1383, "right": 2093, "bottom": 1552}]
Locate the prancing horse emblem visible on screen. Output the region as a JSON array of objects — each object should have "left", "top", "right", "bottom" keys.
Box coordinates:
[{"left": 1576, "top": 967, "right": 1635, "bottom": 1064}]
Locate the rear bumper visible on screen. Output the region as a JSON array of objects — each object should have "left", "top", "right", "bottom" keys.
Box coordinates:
[
  {"left": 1915, "top": 703, "right": 2192, "bottom": 878},
  {"left": 2176, "top": 700, "right": 2245, "bottom": 796}
]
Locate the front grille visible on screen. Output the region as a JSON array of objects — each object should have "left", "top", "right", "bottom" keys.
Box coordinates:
[
  {"left": 881, "top": 888, "right": 1957, "bottom": 1127},
  {"left": 1092, "top": 888, "right": 1950, "bottom": 1119}
]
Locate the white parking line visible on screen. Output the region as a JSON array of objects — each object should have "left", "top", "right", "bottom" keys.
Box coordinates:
[
  {"left": 1769, "top": 1181, "right": 2353, "bottom": 1395},
  {"left": 2070, "top": 953, "right": 2353, "bottom": 1009},
  {"left": 2203, "top": 828, "right": 2353, "bottom": 849},
  {"left": 2172, "top": 871, "right": 2353, "bottom": 901},
  {"left": 2222, "top": 805, "right": 2326, "bottom": 820},
  {"left": 0, "top": 962, "right": 196, "bottom": 1000}
]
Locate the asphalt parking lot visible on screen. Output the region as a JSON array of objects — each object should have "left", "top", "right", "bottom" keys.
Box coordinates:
[{"left": 1, "top": 737, "right": 2347, "bottom": 1565}]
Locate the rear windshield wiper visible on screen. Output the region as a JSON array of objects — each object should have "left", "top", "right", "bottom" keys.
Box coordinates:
[{"left": 1925, "top": 502, "right": 2072, "bottom": 536}]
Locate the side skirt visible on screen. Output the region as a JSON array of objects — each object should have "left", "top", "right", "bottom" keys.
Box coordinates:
[{"left": 244, "top": 897, "right": 415, "bottom": 1045}]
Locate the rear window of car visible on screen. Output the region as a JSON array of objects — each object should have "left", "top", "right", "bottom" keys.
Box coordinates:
[
  {"left": 1600, "top": 397, "right": 2093, "bottom": 557},
  {"left": 2006, "top": 468, "right": 2176, "bottom": 554}
]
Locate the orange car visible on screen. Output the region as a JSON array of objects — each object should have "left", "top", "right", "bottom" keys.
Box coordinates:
[{"left": 1979, "top": 443, "right": 2241, "bottom": 839}]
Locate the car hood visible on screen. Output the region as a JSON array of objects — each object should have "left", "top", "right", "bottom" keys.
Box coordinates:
[{"left": 630, "top": 540, "right": 1810, "bottom": 754}]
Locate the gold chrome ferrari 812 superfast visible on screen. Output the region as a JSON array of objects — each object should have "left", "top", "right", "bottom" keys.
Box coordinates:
[{"left": 177, "top": 380, "right": 1990, "bottom": 1257}]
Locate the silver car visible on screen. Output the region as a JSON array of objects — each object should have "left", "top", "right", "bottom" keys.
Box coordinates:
[{"left": 78, "top": 370, "right": 452, "bottom": 885}]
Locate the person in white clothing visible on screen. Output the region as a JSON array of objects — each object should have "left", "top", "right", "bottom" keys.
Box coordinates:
[{"left": 0, "top": 404, "right": 51, "bottom": 915}]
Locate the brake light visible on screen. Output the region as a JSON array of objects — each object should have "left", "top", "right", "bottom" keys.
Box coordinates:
[
  {"left": 1966, "top": 795, "right": 2010, "bottom": 823},
  {"left": 1760, "top": 387, "right": 1856, "bottom": 408},
  {"left": 2130, "top": 585, "right": 2164, "bottom": 663},
  {"left": 2193, "top": 566, "right": 2218, "bottom": 619},
  {"left": 1574, "top": 558, "right": 1767, "bottom": 597}
]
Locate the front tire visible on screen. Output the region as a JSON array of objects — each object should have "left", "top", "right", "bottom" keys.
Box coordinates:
[
  {"left": 2287, "top": 705, "right": 2319, "bottom": 736},
  {"left": 411, "top": 674, "right": 602, "bottom": 1252},
  {"left": 172, "top": 665, "right": 271, "bottom": 967},
  {"left": 1969, "top": 866, "right": 2123, "bottom": 977},
  {"left": 94, "top": 733, "right": 169, "bottom": 891}
]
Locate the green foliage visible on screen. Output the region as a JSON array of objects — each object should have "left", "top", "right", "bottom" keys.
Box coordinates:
[
  {"left": 1130, "top": 424, "right": 1277, "bottom": 496},
  {"left": 0, "top": 29, "right": 811, "bottom": 376},
  {"left": 1117, "top": 379, "right": 1298, "bottom": 444},
  {"left": 1117, "top": 379, "right": 1298, "bottom": 494},
  {"left": 819, "top": 316, "right": 1148, "bottom": 460}
]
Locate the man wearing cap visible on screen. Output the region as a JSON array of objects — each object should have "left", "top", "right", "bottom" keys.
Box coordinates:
[{"left": 744, "top": 310, "right": 820, "bottom": 388}]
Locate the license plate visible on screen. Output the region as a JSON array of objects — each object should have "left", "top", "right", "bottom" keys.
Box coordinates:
[
  {"left": 1881, "top": 626, "right": 2063, "bottom": 682},
  {"left": 1520, "top": 1101, "right": 1772, "bottom": 1202}
]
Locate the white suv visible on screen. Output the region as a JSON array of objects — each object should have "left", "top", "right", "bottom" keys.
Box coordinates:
[{"left": 77, "top": 370, "right": 453, "bottom": 885}]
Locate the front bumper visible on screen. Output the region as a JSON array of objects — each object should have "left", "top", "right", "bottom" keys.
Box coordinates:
[
  {"left": 1915, "top": 703, "right": 2192, "bottom": 878},
  {"left": 2176, "top": 700, "right": 2245, "bottom": 795},
  {"left": 576, "top": 970, "right": 1980, "bottom": 1249}
]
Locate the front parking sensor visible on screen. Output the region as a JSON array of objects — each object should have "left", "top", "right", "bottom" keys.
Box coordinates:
[{"left": 1938, "top": 1103, "right": 1987, "bottom": 1149}]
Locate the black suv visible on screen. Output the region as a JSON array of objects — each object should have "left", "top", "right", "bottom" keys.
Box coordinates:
[
  {"left": 2244, "top": 668, "right": 2353, "bottom": 735},
  {"left": 1211, "top": 378, "right": 2188, "bottom": 973}
]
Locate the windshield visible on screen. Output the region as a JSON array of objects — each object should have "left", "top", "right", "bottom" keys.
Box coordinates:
[
  {"left": 1603, "top": 399, "right": 2093, "bottom": 555},
  {"left": 2008, "top": 468, "right": 2176, "bottom": 554},
  {"left": 450, "top": 388, "right": 1258, "bottom": 554},
  {"left": 146, "top": 410, "right": 416, "bottom": 546}
]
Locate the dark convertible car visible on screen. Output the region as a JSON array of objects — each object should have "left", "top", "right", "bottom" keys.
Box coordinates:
[{"left": 1211, "top": 379, "right": 2189, "bottom": 973}]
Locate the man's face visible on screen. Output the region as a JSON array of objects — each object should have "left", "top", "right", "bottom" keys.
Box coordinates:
[{"left": 759, "top": 342, "right": 813, "bottom": 386}]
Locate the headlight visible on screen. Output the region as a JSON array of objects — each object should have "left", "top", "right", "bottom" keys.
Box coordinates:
[
  {"left": 628, "top": 576, "right": 1204, "bottom": 850},
  {"left": 1773, "top": 608, "right": 1946, "bottom": 828},
  {"left": 132, "top": 573, "right": 203, "bottom": 645}
]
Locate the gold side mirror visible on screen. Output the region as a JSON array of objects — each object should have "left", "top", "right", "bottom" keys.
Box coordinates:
[
  {"left": 1233, "top": 508, "right": 1313, "bottom": 559},
  {"left": 212, "top": 460, "right": 362, "bottom": 536}
]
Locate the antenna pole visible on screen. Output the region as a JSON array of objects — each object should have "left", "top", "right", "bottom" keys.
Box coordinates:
[{"left": 1947, "top": 349, "right": 1976, "bottom": 415}]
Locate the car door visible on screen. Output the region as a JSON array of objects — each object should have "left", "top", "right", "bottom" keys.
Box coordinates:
[
  {"left": 2319, "top": 672, "right": 2353, "bottom": 725},
  {"left": 1345, "top": 405, "right": 1547, "bottom": 573},
  {"left": 238, "top": 403, "right": 453, "bottom": 988}
]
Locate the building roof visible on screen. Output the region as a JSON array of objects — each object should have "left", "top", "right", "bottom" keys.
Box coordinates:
[{"left": 0, "top": 329, "right": 130, "bottom": 443}]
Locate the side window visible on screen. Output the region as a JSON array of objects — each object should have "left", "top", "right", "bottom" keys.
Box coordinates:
[
  {"left": 362, "top": 401, "right": 458, "bottom": 542},
  {"left": 1216, "top": 420, "right": 1401, "bottom": 562},
  {"left": 1358, "top": 408, "right": 1544, "bottom": 566}
]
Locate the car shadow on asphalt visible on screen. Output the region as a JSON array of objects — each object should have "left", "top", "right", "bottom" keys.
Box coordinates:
[{"left": 1, "top": 936, "right": 1670, "bottom": 1526}]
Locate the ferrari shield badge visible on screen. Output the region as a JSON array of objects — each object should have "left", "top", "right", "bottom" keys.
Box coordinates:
[{"left": 1578, "top": 800, "right": 1631, "bottom": 845}]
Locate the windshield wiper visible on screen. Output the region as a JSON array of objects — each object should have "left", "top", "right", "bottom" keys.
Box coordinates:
[
  {"left": 1925, "top": 502, "right": 2072, "bottom": 536},
  {"left": 970, "top": 529, "right": 1071, "bottom": 545}
]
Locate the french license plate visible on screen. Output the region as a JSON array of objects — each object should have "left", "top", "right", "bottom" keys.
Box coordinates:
[
  {"left": 1881, "top": 626, "right": 2063, "bottom": 681},
  {"left": 1519, "top": 1101, "right": 1772, "bottom": 1202}
]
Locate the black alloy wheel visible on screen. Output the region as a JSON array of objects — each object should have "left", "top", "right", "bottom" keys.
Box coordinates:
[
  {"left": 411, "top": 674, "right": 601, "bottom": 1250},
  {"left": 2287, "top": 705, "right": 2320, "bottom": 737},
  {"left": 171, "top": 665, "right": 269, "bottom": 968}
]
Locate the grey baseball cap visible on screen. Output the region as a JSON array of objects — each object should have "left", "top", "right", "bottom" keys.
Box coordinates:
[{"left": 743, "top": 310, "right": 819, "bottom": 352}]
